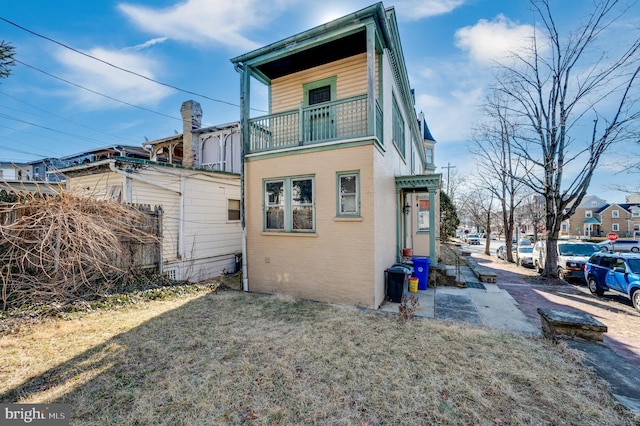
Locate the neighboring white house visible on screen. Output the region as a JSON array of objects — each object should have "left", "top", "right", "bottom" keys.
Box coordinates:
[{"left": 60, "top": 101, "right": 243, "bottom": 282}]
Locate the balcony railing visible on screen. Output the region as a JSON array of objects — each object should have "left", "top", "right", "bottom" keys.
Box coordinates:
[{"left": 247, "top": 95, "right": 381, "bottom": 154}]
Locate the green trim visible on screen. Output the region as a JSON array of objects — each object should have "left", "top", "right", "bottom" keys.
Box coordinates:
[
  {"left": 245, "top": 137, "right": 378, "bottom": 161},
  {"left": 392, "top": 94, "right": 405, "bottom": 158},
  {"left": 303, "top": 76, "right": 337, "bottom": 106},
  {"left": 395, "top": 174, "right": 442, "bottom": 190},
  {"left": 336, "top": 170, "right": 360, "bottom": 218},
  {"left": 263, "top": 175, "right": 315, "bottom": 233}
]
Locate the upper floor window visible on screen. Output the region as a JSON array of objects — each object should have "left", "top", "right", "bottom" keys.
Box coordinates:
[
  {"left": 561, "top": 223, "right": 568, "bottom": 231},
  {"left": 426, "top": 148, "right": 434, "bottom": 164},
  {"left": 591, "top": 201, "right": 598, "bottom": 207},
  {"left": 585, "top": 210, "right": 592, "bottom": 218},
  {"left": 337, "top": 172, "right": 359, "bottom": 217},
  {"left": 303, "top": 77, "right": 336, "bottom": 106},
  {"left": 392, "top": 96, "right": 405, "bottom": 157},
  {"left": 633, "top": 209, "right": 640, "bottom": 217},
  {"left": 265, "top": 176, "right": 315, "bottom": 232},
  {"left": 612, "top": 210, "right": 619, "bottom": 218}
]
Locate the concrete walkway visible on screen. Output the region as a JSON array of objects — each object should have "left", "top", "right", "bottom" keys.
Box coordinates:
[
  {"left": 379, "top": 264, "right": 539, "bottom": 335},
  {"left": 378, "top": 262, "right": 640, "bottom": 415}
]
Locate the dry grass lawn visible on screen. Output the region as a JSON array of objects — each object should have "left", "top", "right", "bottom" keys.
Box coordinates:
[{"left": 1, "top": 288, "right": 637, "bottom": 425}]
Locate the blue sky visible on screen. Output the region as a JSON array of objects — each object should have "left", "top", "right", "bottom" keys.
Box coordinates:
[{"left": 1, "top": 0, "right": 638, "bottom": 203}]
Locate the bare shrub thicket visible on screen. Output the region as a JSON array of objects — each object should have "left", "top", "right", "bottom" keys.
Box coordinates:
[{"left": 0, "top": 190, "right": 160, "bottom": 310}]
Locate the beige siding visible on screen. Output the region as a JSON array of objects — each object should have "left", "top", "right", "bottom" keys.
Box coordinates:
[
  {"left": 270, "top": 52, "right": 378, "bottom": 113},
  {"left": 130, "top": 177, "right": 180, "bottom": 262},
  {"left": 67, "top": 165, "right": 241, "bottom": 282},
  {"left": 66, "top": 171, "right": 122, "bottom": 199},
  {"left": 245, "top": 145, "right": 378, "bottom": 307}
]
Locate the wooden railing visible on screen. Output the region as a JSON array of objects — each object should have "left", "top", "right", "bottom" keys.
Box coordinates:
[{"left": 248, "top": 95, "right": 381, "bottom": 153}]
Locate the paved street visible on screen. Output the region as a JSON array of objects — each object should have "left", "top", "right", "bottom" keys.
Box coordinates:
[{"left": 458, "top": 238, "right": 640, "bottom": 367}]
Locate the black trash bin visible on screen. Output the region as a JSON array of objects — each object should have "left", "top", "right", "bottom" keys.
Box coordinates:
[{"left": 386, "top": 266, "right": 408, "bottom": 302}]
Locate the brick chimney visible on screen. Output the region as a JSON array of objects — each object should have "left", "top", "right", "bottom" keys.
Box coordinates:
[{"left": 180, "top": 100, "right": 202, "bottom": 167}]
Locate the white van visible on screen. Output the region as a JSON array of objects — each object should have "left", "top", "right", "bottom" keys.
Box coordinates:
[{"left": 532, "top": 241, "right": 601, "bottom": 281}]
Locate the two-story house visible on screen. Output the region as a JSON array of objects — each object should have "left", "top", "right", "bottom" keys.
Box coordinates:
[
  {"left": 230, "top": 3, "right": 441, "bottom": 308},
  {"left": 598, "top": 203, "right": 640, "bottom": 238},
  {"left": 559, "top": 195, "right": 608, "bottom": 238}
]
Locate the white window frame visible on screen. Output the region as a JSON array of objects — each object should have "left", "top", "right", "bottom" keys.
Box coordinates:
[
  {"left": 612, "top": 210, "right": 619, "bottom": 218},
  {"left": 227, "top": 199, "right": 240, "bottom": 222},
  {"left": 612, "top": 223, "right": 620, "bottom": 232},
  {"left": 417, "top": 196, "right": 430, "bottom": 231},
  {"left": 585, "top": 210, "right": 593, "bottom": 218}
]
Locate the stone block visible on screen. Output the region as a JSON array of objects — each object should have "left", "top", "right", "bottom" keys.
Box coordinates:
[{"left": 537, "top": 308, "right": 607, "bottom": 343}]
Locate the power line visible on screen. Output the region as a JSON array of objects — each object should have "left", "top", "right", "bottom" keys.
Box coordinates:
[
  {"left": 0, "top": 111, "right": 122, "bottom": 146},
  {"left": 0, "top": 16, "right": 245, "bottom": 110},
  {"left": 0, "top": 90, "right": 144, "bottom": 144},
  {"left": 14, "top": 60, "right": 183, "bottom": 122}
]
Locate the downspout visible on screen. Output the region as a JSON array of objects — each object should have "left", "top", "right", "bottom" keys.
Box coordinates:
[
  {"left": 236, "top": 62, "right": 249, "bottom": 292},
  {"left": 179, "top": 175, "right": 185, "bottom": 259},
  {"left": 395, "top": 187, "right": 402, "bottom": 263}
]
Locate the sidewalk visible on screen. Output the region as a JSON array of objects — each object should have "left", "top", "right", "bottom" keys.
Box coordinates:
[
  {"left": 378, "top": 262, "right": 640, "bottom": 414},
  {"left": 379, "top": 264, "right": 538, "bottom": 335}
]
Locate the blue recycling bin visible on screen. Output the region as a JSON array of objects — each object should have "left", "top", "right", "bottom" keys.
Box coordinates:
[{"left": 412, "top": 257, "right": 430, "bottom": 290}]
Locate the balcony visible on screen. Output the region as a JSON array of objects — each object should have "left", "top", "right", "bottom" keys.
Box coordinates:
[{"left": 247, "top": 95, "right": 382, "bottom": 154}]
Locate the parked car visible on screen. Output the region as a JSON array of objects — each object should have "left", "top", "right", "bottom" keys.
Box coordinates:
[
  {"left": 598, "top": 239, "right": 640, "bottom": 253},
  {"left": 496, "top": 245, "right": 506, "bottom": 260},
  {"left": 584, "top": 251, "right": 640, "bottom": 312},
  {"left": 515, "top": 246, "right": 534, "bottom": 267},
  {"left": 466, "top": 233, "right": 480, "bottom": 245},
  {"left": 532, "top": 241, "right": 601, "bottom": 281}
]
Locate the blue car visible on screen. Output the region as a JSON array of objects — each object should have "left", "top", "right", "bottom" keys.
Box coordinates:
[{"left": 584, "top": 252, "right": 640, "bottom": 312}]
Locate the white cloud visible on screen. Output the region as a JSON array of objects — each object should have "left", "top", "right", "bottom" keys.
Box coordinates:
[
  {"left": 126, "top": 37, "right": 168, "bottom": 52},
  {"left": 55, "top": 47, "right": 173, "bottom": 109},
  {"left": 390, "top": 0, "right": 466, "bottom": 20},
  {"left": 118, "top": 0, "right": 293, "bottom": 51},
  {"left": 454, "top": 14, "right": 540, "bottom": 65}
]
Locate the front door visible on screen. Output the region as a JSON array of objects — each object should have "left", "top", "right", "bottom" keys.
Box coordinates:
[
  {"left": 307, "top": 85, "right": 335, "bottom": 141},
  {"left": 405, "top": 192, "right": 431, "bottom": 257}
]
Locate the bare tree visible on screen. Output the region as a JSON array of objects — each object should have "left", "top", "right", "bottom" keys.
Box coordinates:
[
  {"left": 0, "top": 41, "right": 15, "bottom": 81},
  {"left": 492, "top": 0, "right": 640, "bottom": 276},
  {"left": 458, "top": 184, "right": 495, "bottom": 256},
  {"left": 443, "top": 168, "right": 465, "bottom": 206},
  {"left": 470, "top": 95, "right": 528, "bottom": 262}
]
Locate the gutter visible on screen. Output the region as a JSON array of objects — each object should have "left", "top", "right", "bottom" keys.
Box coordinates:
[{"left": 235, "top": 62, "right": 249, "bottom": 293}]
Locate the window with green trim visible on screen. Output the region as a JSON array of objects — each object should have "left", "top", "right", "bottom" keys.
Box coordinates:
[
  {"left": 303, "top": 77, "right": 337, "bottom": 106},
  {"left": 264, "top": 176, "right": 315, "bottom": 232},
  {"left": 392, "top": 95, "right": 405, "bottom": 157},
  {"left": 337, "top": 171, "right": 359, "bottom": 217}
]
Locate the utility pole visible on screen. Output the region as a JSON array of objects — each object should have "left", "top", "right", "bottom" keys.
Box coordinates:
[{"left": 442, "top": 162, "right": 456, "bottom": 195}]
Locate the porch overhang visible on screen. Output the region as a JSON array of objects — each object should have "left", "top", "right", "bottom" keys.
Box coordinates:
[
  {"left": 395, "top": 174, "right": 442, "bottom": 266},
  {"left": 395, "top": 174, "right": 441, "bottom": 191},
  {"left": 583, "top": 217, "right": 601, "bottom": 225}
]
